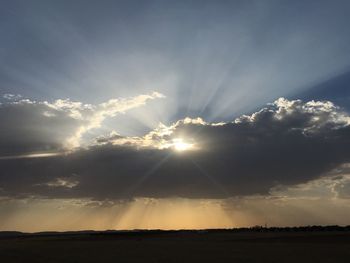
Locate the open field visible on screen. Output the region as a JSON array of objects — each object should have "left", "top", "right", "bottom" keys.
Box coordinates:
[{"left": 0, "top": 229, "right": 349, "bottom": 263}]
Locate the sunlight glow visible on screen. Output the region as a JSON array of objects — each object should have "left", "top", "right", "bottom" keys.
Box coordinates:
[
  {"left": 172, "top": 138, "right": 194, "bottom": 151},
  {"left": 0, "top": 152, "right": 63, "bottom": 160}
]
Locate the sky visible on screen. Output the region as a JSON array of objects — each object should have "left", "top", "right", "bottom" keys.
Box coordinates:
[{"left": 1, "top": 0, "right": 350, "bottom": 231}]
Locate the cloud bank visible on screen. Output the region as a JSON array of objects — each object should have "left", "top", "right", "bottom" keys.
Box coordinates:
[
  {"left": 0, "top": 97, "right": 350, "bottom": 200},
  {"left": 0, "top": 91, "right": 164, "bottom": 156}
]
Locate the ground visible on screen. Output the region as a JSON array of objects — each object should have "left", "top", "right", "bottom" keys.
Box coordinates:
[{"left": 0, "top": 230, "right": 349, "bottom": 262}]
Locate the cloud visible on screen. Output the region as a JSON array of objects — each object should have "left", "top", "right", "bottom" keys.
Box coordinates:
[
  {"left": 1, "top": 98, "right": 350, "bottom": 200},
  {"left": 43, "top": 175, "right": 79, "bottom": 189},
  {"left": 271, "top": 163, "right": 350, "bottom": 200},
  {"left": 0, "top": 92, "right": 164, "bottom": 157},
  {"left": 59, "top": 91, "right": 165, "bottom": 148},
  {"left": 2, "top": 94, "right": 22, "bottom": 101}
]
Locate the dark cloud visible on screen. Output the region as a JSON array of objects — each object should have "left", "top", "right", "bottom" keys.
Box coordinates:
[
  {"left": 0, "top": 99, "right": 80, "bottom": 155},
  {"left": 1, "top": 98, "right": 350, "bottom": 200}
]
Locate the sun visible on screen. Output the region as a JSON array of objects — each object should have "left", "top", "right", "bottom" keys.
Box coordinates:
[{"left": 172, "top": 138, "right": 193, "bottom": 151}]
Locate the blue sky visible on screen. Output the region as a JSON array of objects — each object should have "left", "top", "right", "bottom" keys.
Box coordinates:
[{"left": 1, "top": 0, "right": 350, "bottom": 125}]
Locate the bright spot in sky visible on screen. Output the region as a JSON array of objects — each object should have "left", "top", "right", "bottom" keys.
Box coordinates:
[{"left": 172, "top": 138, "right": 193, "bottom": 151}]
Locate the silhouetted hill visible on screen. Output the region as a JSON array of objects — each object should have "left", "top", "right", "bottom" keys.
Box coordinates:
[{"left": 1, "top": 225, "right": 349, "bottom": 238}]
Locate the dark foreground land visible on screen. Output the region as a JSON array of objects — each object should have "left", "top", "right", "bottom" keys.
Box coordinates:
[{"left": 1, "top": 227, "right": 350, "bottom": 263}]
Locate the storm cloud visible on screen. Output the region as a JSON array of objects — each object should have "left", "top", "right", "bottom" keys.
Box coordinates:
[{"left": 1, "top": 97, "right": 350, "bottom": 200}]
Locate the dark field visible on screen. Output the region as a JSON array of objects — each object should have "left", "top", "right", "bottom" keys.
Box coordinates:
[{"left": 0, "top": 230, "right": 349, "bottom": 263}]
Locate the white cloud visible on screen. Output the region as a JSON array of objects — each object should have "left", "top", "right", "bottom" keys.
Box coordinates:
[
  {"left": 46, "top": 177, "right": 79, "bottom": 189},
  {"left": 0, "top": 91, "right": 165, "bottom": 156},
  {"left": 2, "top": 94, "right": 22, "bottom": 100},
  {"left": 63, "top": 91, "right": 165, "bottom": 149}
]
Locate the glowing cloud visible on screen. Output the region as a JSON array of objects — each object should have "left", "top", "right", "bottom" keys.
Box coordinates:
[
  {"left": 63, "top": 91, "right": 165, "bottom": 149},
  {"left": 0, "top": 91, "right": 165, "bottom": 158}
]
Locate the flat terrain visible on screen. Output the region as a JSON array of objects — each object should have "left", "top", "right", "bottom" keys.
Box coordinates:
[{"left": 0, "top": 230, "right": 349, "bottom": 262}]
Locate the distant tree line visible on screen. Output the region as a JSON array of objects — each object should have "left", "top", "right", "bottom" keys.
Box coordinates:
[
  {"left": 202, "top": 225, "right": 350, "bottom": 233},
  {"left": 1, "top": 225, "right": 350, "bottom": 238}
]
